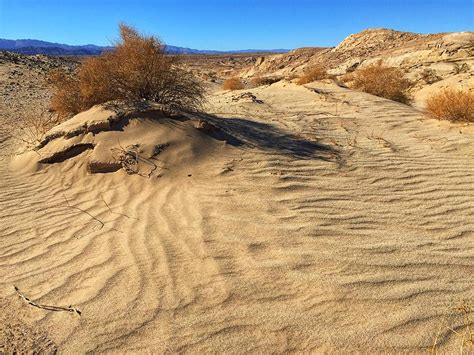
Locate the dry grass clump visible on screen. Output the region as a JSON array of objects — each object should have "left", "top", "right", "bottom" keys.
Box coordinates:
[
  {"left": 350, "top": 61, "right": 412, "bottom": 103},
  {"left": 425, "top": 89, "right": 474, "bottom": 122},
  {"left": 49, "top": 24, "right": 205, "bottom": 118},
  {"left": 222, "top": 77, "right": 244, "bottom": 91},
  {"left": 297, "top": 64, "right": 328, "bottom": 85},
  {"left": 251, "top": 76, "right": 282, "bottom": 87}
]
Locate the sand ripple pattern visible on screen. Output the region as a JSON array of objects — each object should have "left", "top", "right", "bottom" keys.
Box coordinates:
[{"left": 0, "top": 82, "right": 473, "bottom": 352}]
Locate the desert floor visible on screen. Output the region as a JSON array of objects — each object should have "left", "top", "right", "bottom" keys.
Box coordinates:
[{"left": 0, "top": 81, "right": 473, "bottom": 352}]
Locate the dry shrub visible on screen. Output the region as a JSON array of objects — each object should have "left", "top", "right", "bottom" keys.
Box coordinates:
[
  {"left": 350, "top": 61, "right": 412, "bottom": 103},
  {"left": 425, "top": 89, "right": 474, "bottom": 122},
  {"left": 49, "top": 24, "right": 205, "bottom": 118},
  {"left": 251, "top": 76, "right": 281, "bottom": 87},
  {"left": 340, "top": 72, "right": 355, "bottom": 84},
  {"left": 297, "top": 64, "right": 328, "bottom": 85},
  {"left": 13, "top": 108, "right": 62, "bottom": 147},
  {"left": 48, "top": 70, "right": 82, "bottom": 118},
  {"left": 222, "top": 77, "right": 244, "bottom": 91},
  {"left": 285, "top": 73, "right": 299, "bottom": 81},
  {"left": 420, "top": 68, "right": 441, "bottom": 84},
  {"left": 453, "top": 62, "right": 470, "bottom": 74}
]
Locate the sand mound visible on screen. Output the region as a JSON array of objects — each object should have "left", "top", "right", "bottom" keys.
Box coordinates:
[{"left": 26, "top": 101, "right": 233, "bottom": 176}]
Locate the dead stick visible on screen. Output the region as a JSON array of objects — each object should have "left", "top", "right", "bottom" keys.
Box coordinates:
[
  {"left": 14, "top": 286, "right": 81, "bottom": 316},
  {"left": 100, "top": 193, "right": 138, "bottom": 220},
  {"left": 63, "top": 194, "right": 104, "bottom": 230}
]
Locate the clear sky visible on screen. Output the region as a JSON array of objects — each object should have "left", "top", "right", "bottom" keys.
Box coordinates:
[{"left": 0, "top": 0, "right": 472, "bottom": 50}]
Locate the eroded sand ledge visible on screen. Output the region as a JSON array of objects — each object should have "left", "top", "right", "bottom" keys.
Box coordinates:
[{"left": 0, "top": 81, "right": 473, "bottom": 352}]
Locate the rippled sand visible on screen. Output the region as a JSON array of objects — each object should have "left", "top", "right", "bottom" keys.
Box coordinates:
[{"left": 1, "top": 81, "right": 473, "bottom": 352}]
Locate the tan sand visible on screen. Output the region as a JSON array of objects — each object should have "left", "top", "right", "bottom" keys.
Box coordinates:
[{"left": 0, "top": 81, "right": 473, "bottom": 352}]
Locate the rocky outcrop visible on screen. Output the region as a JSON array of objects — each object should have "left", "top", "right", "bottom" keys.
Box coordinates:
[
  {"left": 242, "top": 29, "right": 474, "bottom": 105},
  {"left": 244, "top": 29, "right": 473, "bottom": 77}
]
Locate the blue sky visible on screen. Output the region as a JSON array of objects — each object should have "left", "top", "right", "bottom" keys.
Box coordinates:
[{"left": 0, "top": 0, "right": 472, "bottom": 50}]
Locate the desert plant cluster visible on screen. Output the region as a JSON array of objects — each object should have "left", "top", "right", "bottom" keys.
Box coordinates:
[
  {"left": 251, "top": 76, "right": 282, "bottom": 87},
  {"left": 425, "top": 89, "right": 474, "bottom": 122},
  {"left": 49, "top": 24, "right": 205, "bottom": 118},
  {"left": 349, "top": 61, "right": 412, "bottom": 103},
  {"left": 296, "top": 64, "right": 328, "bottom": 85},
  {"left": 420, "top": 68, "right": 441, "bottom": 84},
  {"left": 222, "top": 77, "right": 244, "bottom": 91}
]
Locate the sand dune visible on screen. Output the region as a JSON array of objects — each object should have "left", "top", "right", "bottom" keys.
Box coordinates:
[{"left": 1, "top": 80, "right": 473, "bottom": 352}]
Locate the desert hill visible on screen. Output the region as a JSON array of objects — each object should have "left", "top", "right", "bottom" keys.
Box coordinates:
[
  {"left": 242, "top": 28, "right": 473, "bottom": 105},
  {"left": 245, "top": 28, "right": 473, "bottom": 75}
]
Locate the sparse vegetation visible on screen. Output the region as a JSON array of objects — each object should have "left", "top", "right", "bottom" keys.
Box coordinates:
[
  {"left": 296, "top": 64, "right": 328, "bottom": 85},
  {"left": 13, "top": 108, "right": 62, "bottom": 148},
  {"left": 49, "top": 24, "right": 205, "bottom": 118},
  {"left": 420, "top": 68, "right": 441, "bottom": 84},
  {"left": 222, "top": 77, "right": 244, "bottom": 91},
  {"left": 285, "top": 73, "right": 299, "bottom": 81},
  {"left": 251, "top": 76, "right": 281, "bottom": 87},
  {"left": 453, "top": 62, "right": 470, "bottom": 74},
  {"left": 350, "top": 61, "right": 412, "bottom": 103},
  {"left": 425, "top": 89, "right": 474, "bottom": 122},
  {"left": 340, "top": 71, "right": 355, "bottom": 84}
]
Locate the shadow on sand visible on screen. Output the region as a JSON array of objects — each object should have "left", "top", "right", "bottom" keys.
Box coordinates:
[{"left": 200, "top": 113, "right": 340, "bottom": 162}]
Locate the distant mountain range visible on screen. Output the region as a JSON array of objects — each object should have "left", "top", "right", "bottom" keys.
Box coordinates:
[{"left": 0, "top": 38, "right": 289, "bottom": 55}]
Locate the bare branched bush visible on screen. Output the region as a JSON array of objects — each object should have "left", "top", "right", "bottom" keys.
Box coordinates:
[
  {"left": 420, "top": 68, "right": 441, "bottom": 84},
  {"left": 222, "top": 77, "right": 244, "bottom": 91},
  {"left": 13, "top": 108, "right": 62, "bottom": 148},
  {"left": 425, "top": 89, "right": 474, "bottom": 122},
  {"left": 49, "top": 24, "right": 205, "bottom": 118},
  {"left": 251, "top": 76, "right": 282, "bottom": 87},
  {"left": 350, "top": 61, "right": 412, "bottom": 103},
  {"left": 297, "top": 64, "right": 328, "bottom": 85},
  {"left": 453, "top": 62, "right": 470, "bottom": 74}
]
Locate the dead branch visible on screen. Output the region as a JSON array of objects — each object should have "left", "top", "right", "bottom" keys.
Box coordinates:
[
  {"left": 14, "top": 285, "right": 81, "bottom": 316},
  {"left": 111, "top": 140, "right": 160, "bottom": 178}
]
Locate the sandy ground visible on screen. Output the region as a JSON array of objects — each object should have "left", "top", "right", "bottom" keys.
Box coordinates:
[{"left": 0, "top": 81, "right": 473, "bottom": 352}]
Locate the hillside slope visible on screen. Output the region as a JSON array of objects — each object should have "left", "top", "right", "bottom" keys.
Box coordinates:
[{"left": 243, "top": 29, "right": 474, "bottom": 105}]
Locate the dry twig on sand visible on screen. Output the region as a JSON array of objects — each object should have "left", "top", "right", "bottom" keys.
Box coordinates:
[
  {"left": 63, "top": 194, "right": 104, "bottom": 230},
  {"left": 14, "top": 286, "right": 81, "bottom": 316},
  {"left": 100, "top": 193, "right": 138, "bottom": 220}
]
